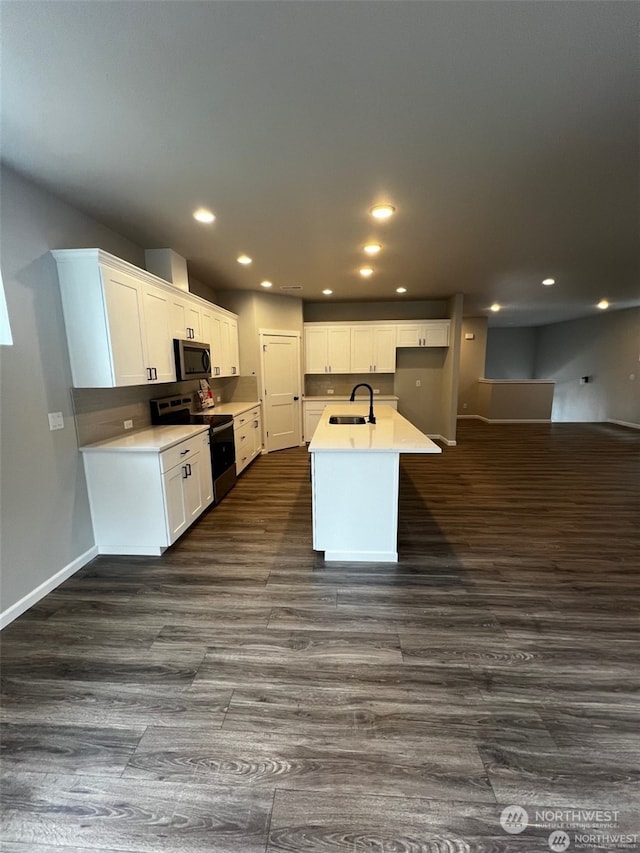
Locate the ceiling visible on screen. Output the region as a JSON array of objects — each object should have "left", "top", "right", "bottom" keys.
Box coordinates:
[{"left": 1, "top": 1, "right": 638, "bottom": 326}]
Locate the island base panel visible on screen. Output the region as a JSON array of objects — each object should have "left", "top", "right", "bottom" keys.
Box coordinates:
[{"left": 311, "top": 451, "right": 399, "bottom": 562}]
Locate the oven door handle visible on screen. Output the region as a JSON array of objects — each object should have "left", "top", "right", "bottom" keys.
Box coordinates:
[{"left": 211, "top": 422, "right": 233, "bottom": 435}]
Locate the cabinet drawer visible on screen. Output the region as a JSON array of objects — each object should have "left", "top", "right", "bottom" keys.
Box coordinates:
[
  {"left": 159, "top": 433, "right": 204, "bottom": 473},
  {"left": 234, "top": 407, "right": 261, "bottom": 429}
]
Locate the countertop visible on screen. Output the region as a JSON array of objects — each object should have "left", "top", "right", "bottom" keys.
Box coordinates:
[
  {"left": 308, "top": 404, "right": 442, "bottom": 454},
  {"left": 304, "top": 395, "right": 398, "bottom": 403},
  {"left": 206, "top": 401, "right": 261, "bottom": 417},
  {"left": 80, "top": 424, "right": 209, "bottom": 453}
]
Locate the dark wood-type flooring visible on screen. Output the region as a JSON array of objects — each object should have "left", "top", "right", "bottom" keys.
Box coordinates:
[{"left": 1, "top": 420, "right": 639, "bottom": 852}]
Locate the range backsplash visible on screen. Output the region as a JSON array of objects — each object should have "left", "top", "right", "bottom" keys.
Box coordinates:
[{"left": 73, "top": 375, "right": 258, "bottom": 446}]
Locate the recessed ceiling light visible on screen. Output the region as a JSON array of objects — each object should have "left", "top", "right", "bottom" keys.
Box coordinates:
[
  {"left": 490, "top": 303, "right": 501, "bottom": 312},
  {"left": 597, "top": 299, "right": 609, "bottom": 309},
  {"left": 237, "top": 255, "right": 252, "bottom": 265},
  {"left": 542, "top": 278, "right": 555, "bottom": 286},
  {"left": 193, "top": 208, "right": 215, "bottom": 223},
  {"left": 364, "top": 243, "right": 382, "bottom": 255},
  {"left": 260, "top": 280, "right": 272, "bottom": 288},
  {"left": 322, "top": 289, "right": 333, "bottom": 296},
  {"left": 359, "top": 267, "right": 374, "bottom": 278},
  {"left": 370, "top": 204, "right": 395, "bottom": 220},
  {"left": 396, "top": 287, "right": 407, "bottom": 294}
]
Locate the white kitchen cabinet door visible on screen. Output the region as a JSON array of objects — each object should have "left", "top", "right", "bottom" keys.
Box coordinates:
[
  {"left": 209, "top": 310, "right": 224, "bottom": 376},
  {"left": 226, "top": 316, "right": 240, "bottom": 376},
  {"left": 423, "top": 321, "right": 450, "bottom": 346},
  {"left": 372, "top": 325, "right": 397, "bottom": 371},
  {"left": 304, "top": 326, "right": 329, "bottom": 373},
  {"left": 327, "top": 326, "right": 351, "bottom": 372},
  {"left": 183, "top": 453, "right": 204, "bottom": 523},
  {"left": 304, "top": 404, "right": 326, "bottom": 441},
  {"left": 101, "top": 268, "right": 149, "bottom": 386},
  {"left": 396, "top": 321, "right": 450, "bottom": 348},
  {"left": 350, "top": 326, "right": 374, "bottom": 372},
  {"left": 163, "top": 462, "right": 189, "bottom": 542},
  {"left": 395, "top": 323, "right": 421, "bottom": 348},
  {"left": 141, "top": 284, "right": 176, "bottom": 383},
  {"left": 234, "top": 406, "right": 262, "bottom": 474},
  {"left": 350, "top": 325, "right": 396, "bottom": 373},
  {"left": 221, "top": 315, "right": 239, "bottom": 376},
  {"left": 171, "top": 294, "right": 203, "bottom": 341},
  {"left": 304, "top": 325, "right": 351, "bottom": 373}
]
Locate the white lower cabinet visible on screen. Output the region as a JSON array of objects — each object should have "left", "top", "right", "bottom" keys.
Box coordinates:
[
  {"left": 82, "top": 429, "right": 213, "bottom": 556},
  {"left": 304, "top": 405, "right": 327, "bottom": 442},
  {"left": 234, "top": 405, "right": 262, "bottom": 474}
]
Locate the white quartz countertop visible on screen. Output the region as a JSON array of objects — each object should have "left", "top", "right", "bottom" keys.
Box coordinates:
[
  {"left": 304, "top": 395, "right": 398, "bottom": 402},
  {"left": 80, "top": 424, "right": 209, "bottom": 453},
  {"left": 308, "top": 404, "right": 442, "bottom": 454},
  {"left": 208, "top": 401, "right": 261, "bottom": 417}
]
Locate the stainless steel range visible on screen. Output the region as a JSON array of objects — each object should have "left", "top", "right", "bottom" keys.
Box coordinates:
[{"left": 150, "top": 395, "right": 237, "bottom": 503}]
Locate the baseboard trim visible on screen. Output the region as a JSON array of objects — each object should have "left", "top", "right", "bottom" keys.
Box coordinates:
[
  {"left": 457, "top": 414, "right": 551, "bottom": 424},
  {"left": 427, "top": 433, "right": 457, "bottom": 446},
  {"left": 0, "top": 545, "right": 99, "bottom": 630},
  {"left": 607, "top": 419, "right": 640, "bottom": 431}
]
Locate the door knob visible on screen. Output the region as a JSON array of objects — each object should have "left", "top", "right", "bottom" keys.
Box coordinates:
[{"left": 293, "top": 396, "right": 299, "bottom": 401}]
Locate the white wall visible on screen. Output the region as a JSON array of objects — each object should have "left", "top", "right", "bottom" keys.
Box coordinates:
[
  {"left": 0, "top": 166, "right": 146, "bottom": 622},
  {"left": 534, "top": 308, "right": 640, "bottom": 425}
]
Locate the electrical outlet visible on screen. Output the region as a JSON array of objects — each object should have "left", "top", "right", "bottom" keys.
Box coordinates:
[
  {"left": 124, "top": 419, "right": 133, "bottom": 430},
  {"left": 373, "top": 389, "right": 380, "bottom": 394},
  {"left": 327, "top": 389, "right": 334, "bottom": 394},
  {"left": 216, "top": 395, "right": 221, "bottom": 402},
  {"left": 463, "top": 402, "right": 468, "bottom": 409},
  {"left": 415, "top": 379, "right": 421, "bottom": 387},
  {"left": 48, "top": 412, "right": 64, "bottom": 431},
  {"left": 630, "top": 374, "right": 636, "bottom": 381}
]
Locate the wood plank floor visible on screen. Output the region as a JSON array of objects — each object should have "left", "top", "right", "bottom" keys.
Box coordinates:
[{"left": 2, "top": 420, "right": 639, "bottom": 852}]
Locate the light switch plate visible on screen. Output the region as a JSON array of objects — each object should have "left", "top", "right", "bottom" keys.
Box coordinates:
[{"left": 48, "top": 412, "right": 64, "bottom": 431}]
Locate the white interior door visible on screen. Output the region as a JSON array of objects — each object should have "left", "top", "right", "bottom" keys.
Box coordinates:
[{"left": 260, "top": 332, "right": 302, "bottom": 452}]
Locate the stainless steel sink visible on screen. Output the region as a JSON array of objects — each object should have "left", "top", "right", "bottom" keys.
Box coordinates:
[{"left": 329, "top": 415, "right": 367, "bottom": 424}]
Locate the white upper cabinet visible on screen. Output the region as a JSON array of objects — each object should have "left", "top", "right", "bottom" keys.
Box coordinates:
[
  {"left": 304, "top": 325, "right": 351, "bottom": 373},
  {"left": 53, "top": 249, "right": 239, "bottom": 388},
  {"left": 209, "top": 310, "right": 239, "bottom": 377},
  {"left": 396, "top": 320, "right": 450, "bottom": 347},
  {"left": 350, "top": 325, "right": 397, "bottom": 373},
  {"left": 54, "top": 251, "right": 176, "bottom": 387},
  {"left": 141, "top": 283, "right": 176, "bottom": 383},
  {"left": 170, "top": 293, "right": 206, "bottom": 342}
]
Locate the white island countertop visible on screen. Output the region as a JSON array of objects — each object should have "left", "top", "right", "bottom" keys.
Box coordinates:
[
  {"left": 308, "top": 404, "right": 441, "bottom": 454},
  {"left": 80, "top": 424, "right": 209, "bottom": 453}
]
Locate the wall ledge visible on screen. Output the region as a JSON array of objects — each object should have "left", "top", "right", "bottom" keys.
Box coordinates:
[
  {"left": 478, "top": 378, "right": 554, "bottom": 384},
  {"left": 0, "top": 545, "right": 98, "bottom": 630}
]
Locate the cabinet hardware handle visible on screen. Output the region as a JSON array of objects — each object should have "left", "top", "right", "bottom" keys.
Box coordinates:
[
  {"left": 182, "top": 466, "right": 189, "bottom": 479},
  {"left": 180, "top": 449, "right": 190, "bottom": 456},
  {"left": 146, "top": 368, "right": 152, "bottom": 381},
  {"left": 186, "top": 463, "right": 192, "bottom": 476},
  {"left": 152, "top": 367, "right": 158, "bottom": 380}
]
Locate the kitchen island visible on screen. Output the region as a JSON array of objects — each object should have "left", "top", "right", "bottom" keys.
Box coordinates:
[{"left": 308, "top": 403, "right": 441, "bottom": 562}]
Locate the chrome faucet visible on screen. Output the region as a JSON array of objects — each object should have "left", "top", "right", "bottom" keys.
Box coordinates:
[{"left": 349, "top": 383, "right": 376, "bottom": 424}]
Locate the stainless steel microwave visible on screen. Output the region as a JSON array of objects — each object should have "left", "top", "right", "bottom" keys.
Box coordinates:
[{"left": 173, "top": 339, "right": 211, "bottom": 380}]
